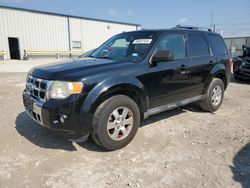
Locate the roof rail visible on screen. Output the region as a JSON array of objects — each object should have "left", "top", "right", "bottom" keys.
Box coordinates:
[{"left": 174, "top": 25, "right": 212, "bottom": 32}]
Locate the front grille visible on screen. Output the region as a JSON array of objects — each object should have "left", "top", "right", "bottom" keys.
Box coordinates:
[{"left": 26, "top": 75, "right": 52, "bottom": 102}]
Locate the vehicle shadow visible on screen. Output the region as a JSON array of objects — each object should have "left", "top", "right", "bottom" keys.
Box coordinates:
[
  {"left": 15, "top": 105, "right": 206, "bottom": 152},
  {"left": 230, "top": 142, "right": 250, "bottom": 188},
  {"left": 15, "top": 112, "right": 105, "bottom": 152},
  {"left": 141, "top": 103, "right": 211, "bottom": 127},
  {"left": 141, "top": 107, "right": 186, "bottom": 127}
]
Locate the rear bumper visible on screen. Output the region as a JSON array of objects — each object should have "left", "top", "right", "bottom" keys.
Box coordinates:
[{"left": 23, "top": 91, "right": 91, "bottom": 136}]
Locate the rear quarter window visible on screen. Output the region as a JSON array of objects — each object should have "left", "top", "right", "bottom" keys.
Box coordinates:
[{"left": 207, "top": 35, "right": 227, "bottom": 55}]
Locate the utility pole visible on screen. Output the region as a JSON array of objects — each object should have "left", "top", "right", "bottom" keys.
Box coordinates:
[{"left": 210, "top": 11, "right": 214, "bottom": 30}]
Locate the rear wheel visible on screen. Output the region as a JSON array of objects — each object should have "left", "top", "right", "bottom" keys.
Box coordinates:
[
  {"left": 91, "top": 95, "right": 140, "bottom": 151},
  {"left": 199, "top": 78, "right": 224, "bottom": 112}
]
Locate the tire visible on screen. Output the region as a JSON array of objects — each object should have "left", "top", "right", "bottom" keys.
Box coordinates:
[
  {"left": 199, "top": 78, "right": 224, "bottom": 112},
  {"left": 91, "top": 95, "right": 140, "bottom": 151}
]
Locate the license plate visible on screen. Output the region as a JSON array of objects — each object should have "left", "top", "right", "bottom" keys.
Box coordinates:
[{"left": 23, "top": 94, "right": 34, "bottom": 111}]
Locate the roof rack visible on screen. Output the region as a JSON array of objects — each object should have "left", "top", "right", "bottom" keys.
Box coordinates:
[{"left": 174, "top": 25, "right": 212, "bottom": 32}]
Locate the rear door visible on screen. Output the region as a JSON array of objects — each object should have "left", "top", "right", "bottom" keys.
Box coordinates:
[
  {"left": 206, "top": 34, "right": 230, "bottom": 79},
  {"left": 187, "top": 33, "right": 214, "bottom": 97}
]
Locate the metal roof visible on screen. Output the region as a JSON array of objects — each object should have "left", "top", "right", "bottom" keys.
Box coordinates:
[
  {"left": 0, "top": 5, "right": 140, "bottom": 27},
  {"left": 223, "top": 36, "right": 250, "bottom": 39}
]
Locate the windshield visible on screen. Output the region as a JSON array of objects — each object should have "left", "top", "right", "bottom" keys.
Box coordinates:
[
  {"left": 90, "top": 32, "right": 157, "bottom": 61},
  {"left": 78, "top": 49, "right": 96, "bottom": 58}
]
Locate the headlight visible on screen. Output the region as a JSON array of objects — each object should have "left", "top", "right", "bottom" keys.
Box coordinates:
[{"left": 49, "top": 81, "right": 83, "bottom": 99}]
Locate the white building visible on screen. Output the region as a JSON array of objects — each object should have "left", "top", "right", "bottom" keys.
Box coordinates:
[{"left": 0, "top": 6, "right": 140, "bottom": 60}]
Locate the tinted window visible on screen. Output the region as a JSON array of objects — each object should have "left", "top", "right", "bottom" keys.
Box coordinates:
[
  {"left": 189, "top": 34, "right": 210, "bottom": 57},
  {"left": 207, "top": 35, "right": 227, "bottom": 55},
  {"left": 112, "top": 38, "right": 129, "bottom": 48},
  {"left": 157, "top": 35, "right": 186, "bottom": 59}
]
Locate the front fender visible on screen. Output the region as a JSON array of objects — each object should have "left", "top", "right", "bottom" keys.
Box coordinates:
[{"left": 79, "top": 76, "right": 149, "bottom": 126}]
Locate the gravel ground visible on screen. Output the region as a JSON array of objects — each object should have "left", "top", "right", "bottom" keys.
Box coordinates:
[{"left": 0, "top": 73, "right": 249, "bottom": 188}]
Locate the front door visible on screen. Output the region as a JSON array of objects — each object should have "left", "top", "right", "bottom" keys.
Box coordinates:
[
  {"left": 145, "top": 34, "right": 191, "bottom": 108},
  {"left": 8, "top": 37, "right": 20, "bottom": 60}
]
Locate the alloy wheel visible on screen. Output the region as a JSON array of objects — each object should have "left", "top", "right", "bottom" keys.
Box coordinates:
[{"left": 107, "top": 106, "right": 134, "bottom": 141}]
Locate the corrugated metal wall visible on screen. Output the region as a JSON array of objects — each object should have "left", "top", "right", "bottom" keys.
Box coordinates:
[
  {"left": 0, "top": 8, "right": 69, "bottom": 59},
  {"left": 0, "top": 7, "right": 138, "bottom": 59},
  {"left": 224, "top": 37, "right": 250, "bottom": 56},
  {"left": 70, "top": 18, "right": 137, "bottom": 52}
]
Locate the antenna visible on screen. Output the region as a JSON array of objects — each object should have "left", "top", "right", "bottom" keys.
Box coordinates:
[{"left": 210, "top": 11, "right": 214, "bottom": 30}]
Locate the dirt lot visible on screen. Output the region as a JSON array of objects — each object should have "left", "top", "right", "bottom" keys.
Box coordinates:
[{"left": 0, "top": 73, "right": 249, "bottom": 188}]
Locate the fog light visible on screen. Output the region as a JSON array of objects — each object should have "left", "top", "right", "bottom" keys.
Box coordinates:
[
  {"left": 60, "top": 116, "right": 64, "bottom": 123},
  {"left": 59, "top": 115, "right": 67, "bottom": 124},
  {"left": 52, "top": 114, "right": 68, "bottom": 127}
]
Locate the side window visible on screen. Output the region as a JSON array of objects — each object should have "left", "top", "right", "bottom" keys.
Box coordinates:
[
  {"left": 207, "top": 35, "right": 227, "bottom": 55},
  {"left": 157, "top": 35, "right": 186, "bottom": 60},
  {"left": 188, "top": 34, "right": 210, "bottom": 57}
]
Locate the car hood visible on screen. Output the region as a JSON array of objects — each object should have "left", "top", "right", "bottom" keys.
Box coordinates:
[{"left": 29, "top": 58, "right": 134, "bottom": 81}]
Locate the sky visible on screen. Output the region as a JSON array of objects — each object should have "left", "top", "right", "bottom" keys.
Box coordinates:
[{"left": 0, "top": 0, "right": 250, "bottom": 37}]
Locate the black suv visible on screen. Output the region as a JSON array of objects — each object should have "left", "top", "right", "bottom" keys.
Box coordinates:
[{"left": 23, "top": 26, "right": 231, "bottom": 150}]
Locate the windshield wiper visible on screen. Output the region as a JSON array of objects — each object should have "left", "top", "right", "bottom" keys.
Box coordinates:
[{"left": 95, "top": 56, "right": 113, "bottom": 60}]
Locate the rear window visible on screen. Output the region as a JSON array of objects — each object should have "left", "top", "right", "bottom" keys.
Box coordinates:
[
  {"left": 207, "top": 35, "right": 227, "bottom": 55},
  {"left": 188, "top": 34, "right": 210, "bottom": 57}
]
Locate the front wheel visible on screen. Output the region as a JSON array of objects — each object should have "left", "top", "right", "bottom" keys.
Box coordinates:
[
  {"left": 91, "top": 95, "right": 140, "bottom": 151},
  {"left": 199, "top": 78, "right": 225, "bottom": 112}
]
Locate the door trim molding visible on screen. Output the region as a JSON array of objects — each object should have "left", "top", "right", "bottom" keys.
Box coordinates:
[{"left": 144, "top": 95, "right": 204, "bottom": 119}]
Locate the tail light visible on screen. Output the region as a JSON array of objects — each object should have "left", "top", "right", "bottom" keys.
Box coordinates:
[{"left": 229, "top": 58, "right": 233, "bottom": 73}]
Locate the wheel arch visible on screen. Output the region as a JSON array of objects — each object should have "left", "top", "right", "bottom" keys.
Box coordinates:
[
  {"left": 93, "top": 84, "right": 148, "bottom": 119},
  {"left": 80, "top": 77, "right": 149, "bottom": 122},
  {"left": 214, "top": 72, "right": 227, "bottom": 89},
  {"left": 206, "top": 64, "right": 228, "bottom": 91}
]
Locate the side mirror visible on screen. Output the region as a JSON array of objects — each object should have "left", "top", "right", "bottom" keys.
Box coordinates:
[{"left": 151, "top": 50, "right": 174, "bottom": 64}]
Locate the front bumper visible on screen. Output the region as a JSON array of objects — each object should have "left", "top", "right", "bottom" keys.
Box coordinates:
[{"left": 23, "top": 91, "right": 90, "bottom": 136}]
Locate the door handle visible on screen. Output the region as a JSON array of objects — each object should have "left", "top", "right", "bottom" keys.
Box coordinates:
[
  {"left": 180, "top": 64, "right": 186, "bottom": 70},
  {"left": 180, "top": 64, "right": 187, "bottom": 74}
]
